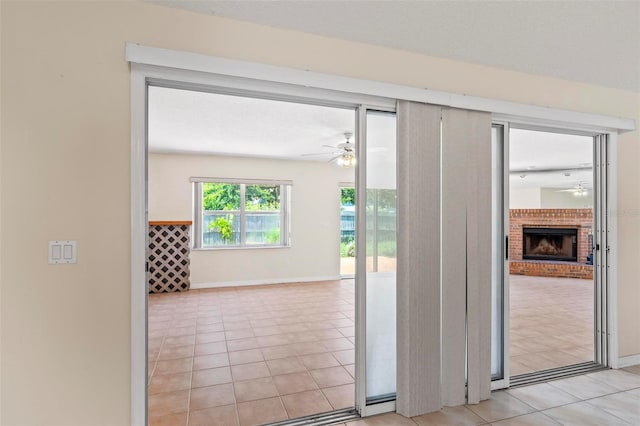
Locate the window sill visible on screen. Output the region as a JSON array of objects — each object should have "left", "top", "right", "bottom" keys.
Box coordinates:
[{"left": 192, "top": 245, "right": 291, "bottom": 252}]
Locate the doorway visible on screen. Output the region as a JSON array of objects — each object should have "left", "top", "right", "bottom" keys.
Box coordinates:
[
  {"left": 143, "top": 81, "right": 399, "bottom": 424},
  {"left": 493, "top": 124, "right": 610, "bottom": 386},
  {"left": 146, "top": 85, "right": 361, "bottom": 424}
]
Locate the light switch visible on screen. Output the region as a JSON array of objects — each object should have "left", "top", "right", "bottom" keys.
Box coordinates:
[
  {"left": 63, "top": 244, "right": 73, "bottom": 259},
  {"left": 51, "top": 244, "right": 62, "bottom": 261},
  {"left": 49, "top": 240, "right": 77, "bottom": 264}
]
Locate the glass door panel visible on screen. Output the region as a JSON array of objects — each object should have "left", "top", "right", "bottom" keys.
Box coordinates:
[
  {"left": 491, "top": 125, "right": 505, "bottom": 380},
  {"left": 508, "top": 128, "right": 595, "bottom": 377},
  {"left": 364, "top": 111, "right": 397, "bottom": 401}
]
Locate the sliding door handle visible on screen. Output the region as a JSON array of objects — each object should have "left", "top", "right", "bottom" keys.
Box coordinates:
[{"left": 505, "top": 236, "right": 509, "bottom": 260}]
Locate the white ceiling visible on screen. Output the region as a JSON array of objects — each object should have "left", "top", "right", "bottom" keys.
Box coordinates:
[
  {"left": 148, "top": 86, "right": 356, "bottom": 159},
  {"left": 509, "top": 128, "right": 593, "bottom": 190},
  {"left": 149, "top": 87, "right": 593, "bottom": 191},
  {"left": 150, "top": 0, "right": 640, "bottom": 92}
]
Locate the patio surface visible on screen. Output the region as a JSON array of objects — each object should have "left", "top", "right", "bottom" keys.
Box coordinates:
[{"left": 147, "top": 274, "right": 595, "bottom": 424}]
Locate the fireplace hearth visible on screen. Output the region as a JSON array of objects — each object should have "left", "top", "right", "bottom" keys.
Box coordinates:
[{"left": 523, "top": 227, "right": 578, "bottom": 262}]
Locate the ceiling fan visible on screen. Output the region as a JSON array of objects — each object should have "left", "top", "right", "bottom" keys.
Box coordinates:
[
  {"left": 556, "top": 183, "right": 589, "bottom": 197},
  {"left": 302, "top": 132, "right": 357, "bottom": 167}
]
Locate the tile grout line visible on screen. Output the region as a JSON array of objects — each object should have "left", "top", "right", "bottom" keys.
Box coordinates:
[
  {"left": 577, "top": 398, "right": 636, "bottom": 425},
  {"left": 183, "top": 301, "right": 199, "bottom": 426},
  {"left": 148, "top": 335, "right": 163, "bottom": 385},
  {"left": 500, "top": 379, "right": 640, "bottom": 425},
  {"left": 147, "top": 281, "right": 356, "bottom": 423},
  {"left": 224, "top": 330, "right": 244, "bottom": 426}
]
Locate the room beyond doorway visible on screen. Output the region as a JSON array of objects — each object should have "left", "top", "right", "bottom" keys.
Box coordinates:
[
  {"left": 146, "top": 85, "right": 360, "bottom": 423},
  {"left": 507, "top": 127, "right": 597, "bottom": 381}
]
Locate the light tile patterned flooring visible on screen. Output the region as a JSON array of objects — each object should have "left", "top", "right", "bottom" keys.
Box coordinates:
[
  {"left": 339, "top": 366, "right": 640, "bottom": 425},
  {"left": 148, "top": 275, "right": 605, "bottom": 425},
  {"left": 509, "top": 275, "right": 594, "bottom": 376},
  {"left": 148, "top": 280, "right": 356, "bottom": 426}
]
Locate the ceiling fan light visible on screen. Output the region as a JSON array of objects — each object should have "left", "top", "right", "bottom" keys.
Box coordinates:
[{"left": 337, "top": 153, "right": 356, "bottom": 168}]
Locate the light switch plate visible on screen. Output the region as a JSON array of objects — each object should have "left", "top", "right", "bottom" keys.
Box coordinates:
[{"left": 49, "top": 240, "right": 77, "bottom": 264}]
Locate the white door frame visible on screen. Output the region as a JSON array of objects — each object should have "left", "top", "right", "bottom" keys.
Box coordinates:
[
  {"left": 490, "top": 121, "right": 511, "bottom": 391},
  {"left": 489, "top": 121, "right": 619, "bottom": 389},
  {"left": 129, "top": 45, "right": 631, "bottom": 425},
  {"left": 130, "top": 64, "right": 397, "bottom": 425}
]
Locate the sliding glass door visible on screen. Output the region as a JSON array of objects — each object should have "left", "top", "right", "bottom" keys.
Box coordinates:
[
  {"left": 491, "top": 124, "right": 506, "bottom": 383},
  {"left": 492, "top": 123, "right": 610, "bottom": 387},
  {"left": 356, "top": 109, "right": 398, "bottom": 412}
]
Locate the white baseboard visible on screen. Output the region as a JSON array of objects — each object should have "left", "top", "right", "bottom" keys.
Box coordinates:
[
  {"left": 190, "top": 275, "right": 343, "bottom": 289},
  {"left": 616, "top": 354, "right": 640, "bottom": 368}
]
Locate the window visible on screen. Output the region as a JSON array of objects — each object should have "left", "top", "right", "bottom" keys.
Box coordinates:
[{"left": 192, "top": 178, "right": 291, "bottom": 248}]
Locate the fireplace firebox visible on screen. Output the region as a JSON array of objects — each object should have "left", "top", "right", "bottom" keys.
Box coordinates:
[{"left": 522, "top": 227, "right": 578, "bottom": 262}]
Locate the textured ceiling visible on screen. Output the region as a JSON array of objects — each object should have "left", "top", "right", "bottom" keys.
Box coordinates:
[{"left": 150, "top": 0, "right": 640, "bottom": 92}]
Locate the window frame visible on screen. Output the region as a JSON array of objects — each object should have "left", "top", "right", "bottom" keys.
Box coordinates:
[{"left": 191, "top": 177, "right": 292, "bottom": 249}]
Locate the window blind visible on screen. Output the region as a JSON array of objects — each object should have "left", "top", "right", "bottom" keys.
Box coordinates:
[{"left": 397, "top": 102, "right": 492, "bottom": 416}]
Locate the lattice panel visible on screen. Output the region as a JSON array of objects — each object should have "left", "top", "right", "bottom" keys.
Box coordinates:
[{"left": 148, "top": 224, "right": 191, "bottom": 293}]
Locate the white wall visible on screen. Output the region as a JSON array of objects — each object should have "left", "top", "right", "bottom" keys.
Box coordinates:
[
  {"left": 149, "top": 153, "right": 353, "bottom": 285},
  {"left": 1, "top": 2, "right": 638, "bottom": 423},
  {"left": 510, "top": 187, "right": 541, "bottom": 208},
  {"left": 510, "top": 187, "right": 594, "bottom": 209},
  {"left": 540, "top": 188, "right": 593, "bottom": 209}
]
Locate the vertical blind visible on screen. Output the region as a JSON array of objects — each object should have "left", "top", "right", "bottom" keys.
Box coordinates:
[
  {"left": 397, "top": 101, "right": 442, "bottom": 416},
  {"left": 397, "top": 101, "right": 492, "bottom": 417}
]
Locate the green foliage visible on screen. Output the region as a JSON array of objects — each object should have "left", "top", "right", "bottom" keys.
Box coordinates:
[
  {"left": 341, "top": 188, "right": 396, "bottom": 210},
  {"left": 377, "top": 189, "right": 397, "bottom": 211},
  {"left": 209, "top": 216, "right": 234, "bottom": 243},
  {"left": 340, "top": 241, "right": 356, "bottom": 257},
  {"left": 203, "top": 183, "right": 240, "bottom": 211},
  {"left": 366, "top": 188, "right": 396, "bottom": 212},
  {"left": 341, "top": 187, "right": 355, "bottom": 205},
  {"left": 264, "top": 228, "right": 280, "bottom": 244},
  {"left": 245, "top": 185, "right": 280, "bottom": 211},
  {"left": 377, "top": 240, "right": 397, "bottom": 257},
  {"left": 203, "top": 183, "right": 281, "bottom": 211},
  {"left": 340, "top": 240, "right": 393, "bottom": 258}
]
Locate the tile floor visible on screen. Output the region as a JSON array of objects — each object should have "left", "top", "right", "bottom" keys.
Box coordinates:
[
  {"left": 337, "top": 367, "right": 640, "bottom": 426},
  {"left": 509, "top": 275, "right": 594, "bottom": 376},
  {"left": 148, "top": 274, "right": 599, "bottom": 425},
  {"left": 148, "top": 280, "right": 356, "bottom": 426}
]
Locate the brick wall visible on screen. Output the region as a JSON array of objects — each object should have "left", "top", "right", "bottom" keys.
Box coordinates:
[
  {"left": 509, "top": 209, "right": 593, "bottom": 280},
  {"left": 510, "top": 260, "right": 593, "bottom": 279}
]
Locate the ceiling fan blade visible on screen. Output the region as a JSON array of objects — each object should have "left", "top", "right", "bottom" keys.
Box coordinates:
[
  {"left": 322, "top": 144, "right": 338, "bottom": 149},
  {"left": 328, "top": 155, "right": 342, "bottom": 163},
  {"left": 301, "top": 151, "right": 338, "bottom": 157},
  {"left": 556, "top": 188, "right": 577, "bottom": 192}
]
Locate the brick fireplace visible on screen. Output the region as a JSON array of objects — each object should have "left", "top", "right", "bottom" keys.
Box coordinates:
[{"left": 509, "top": 209, "right": 593, "bottom": 279}]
